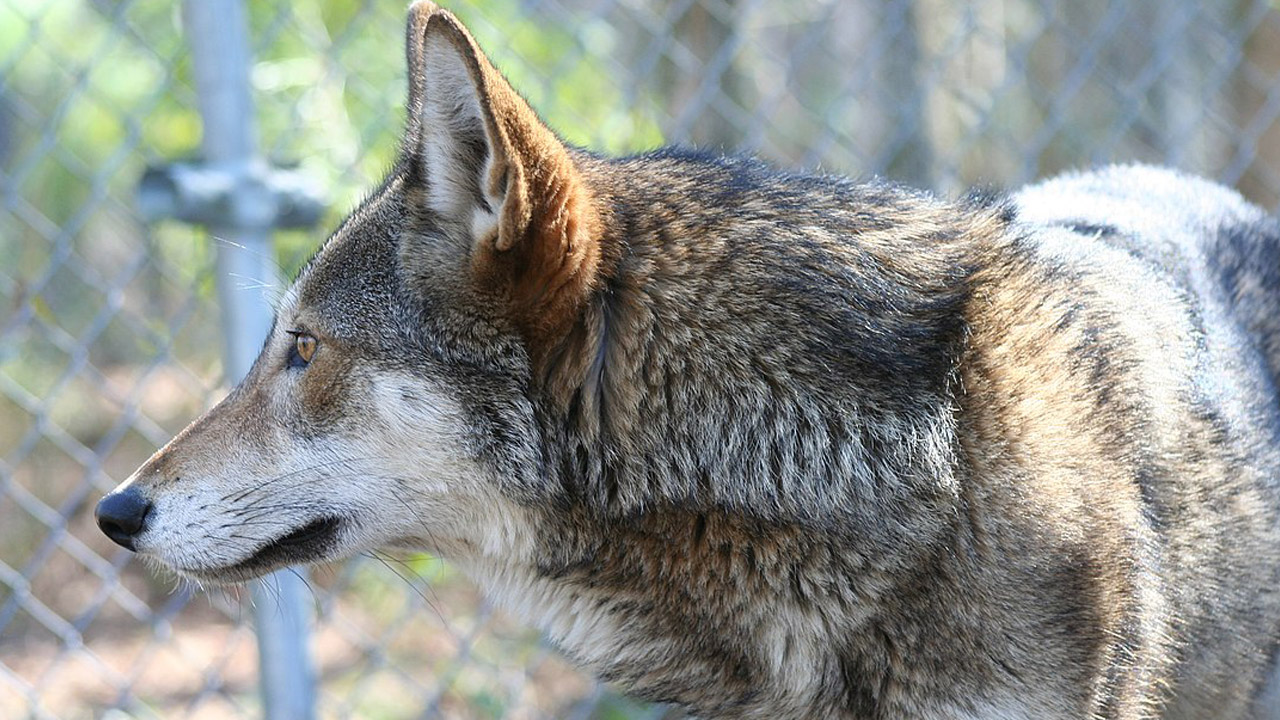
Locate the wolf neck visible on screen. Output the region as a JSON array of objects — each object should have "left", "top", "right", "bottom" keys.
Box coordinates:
[{"left": 534, "top": 155, "right": 1004, "bottom": 545}]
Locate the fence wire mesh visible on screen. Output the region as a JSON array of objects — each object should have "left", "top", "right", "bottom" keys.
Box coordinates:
[{"left": 4, "top": 0, "right": 1280, "bottom": 718}]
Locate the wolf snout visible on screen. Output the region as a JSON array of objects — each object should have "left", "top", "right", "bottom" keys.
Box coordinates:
[{"left": 95, "top": 487, "right": 153, "bottom": 551}]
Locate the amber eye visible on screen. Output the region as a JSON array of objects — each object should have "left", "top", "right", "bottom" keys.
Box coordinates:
[{"left": 287, "top": 332, "right": 317, "bottom": 368}]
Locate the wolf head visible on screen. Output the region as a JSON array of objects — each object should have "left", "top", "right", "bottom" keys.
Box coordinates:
[{"left": 96, "top": 2, "right": 608, "bottom": 584}]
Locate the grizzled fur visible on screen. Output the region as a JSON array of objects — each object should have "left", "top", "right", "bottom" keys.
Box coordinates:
[{"left": 100, "top": 3, "right": 1280, "bottom": 718}]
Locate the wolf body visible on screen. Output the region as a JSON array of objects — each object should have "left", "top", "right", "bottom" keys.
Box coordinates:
[{"left": 96, "top": 4, "right": 1280, "bottom": 718}]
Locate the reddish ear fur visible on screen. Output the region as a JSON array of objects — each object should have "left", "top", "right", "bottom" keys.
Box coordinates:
[{"left": 404, "top": 1, "right": 606, "bottom": 364}]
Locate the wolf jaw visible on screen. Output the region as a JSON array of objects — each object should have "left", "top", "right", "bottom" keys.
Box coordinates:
[
  {"left": 190, "top": 516, "right": 346, "bottom": 584},
  {"left": 95, "top": 2, "right": 1280, "bottom": 719}
]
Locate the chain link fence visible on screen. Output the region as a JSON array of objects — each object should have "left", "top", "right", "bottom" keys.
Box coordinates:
[{"left": 4, "top": 0, "right": 1280, "bottom": 718}]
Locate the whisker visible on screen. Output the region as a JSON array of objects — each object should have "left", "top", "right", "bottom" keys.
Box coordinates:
[
  {"left": 217, "top": 519, "right": 293, "bottom": 529},
  {"left": 365, "top": 550, "right": 454, "bottom": 638},
  {"left": 223, "top": 457, "right": 378, "bottom": 503},
  {"left": 385, "top": 483, "right": 455, "bottom": 627},
  {"left": 286, "top": 566, "right": 320, "bottom": 607},
  {"left": 213, "top": 236, "right": 287, "bottom": 274},
  {"left": 230, "top": 471, "right": 376, "bottom": 508}
]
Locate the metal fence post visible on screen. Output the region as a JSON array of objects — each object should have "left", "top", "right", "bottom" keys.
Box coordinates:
[{"left": 178, "top": 2, "right": 317, "bottom": 718}]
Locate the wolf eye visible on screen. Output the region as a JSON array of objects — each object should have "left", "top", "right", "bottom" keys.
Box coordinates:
[{"left": 287, "top": 332, "right": 317, "bottom": 368}]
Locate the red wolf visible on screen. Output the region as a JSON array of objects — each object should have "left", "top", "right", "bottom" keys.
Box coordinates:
[{"left": 99, "top": 3, "right": 1280, "bottom": 717}]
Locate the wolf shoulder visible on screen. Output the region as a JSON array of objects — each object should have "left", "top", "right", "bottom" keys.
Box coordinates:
[
  {"left": 1011, "top": 164, "right": 1280, "bottom": 303},
  {"left": 1012, "top": 164, "right": 1280, "bottom": 380}
]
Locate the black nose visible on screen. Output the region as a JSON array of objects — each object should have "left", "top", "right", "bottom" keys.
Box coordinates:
[{"left": 95, "top": 488, "right": 152, "bottom": 551}]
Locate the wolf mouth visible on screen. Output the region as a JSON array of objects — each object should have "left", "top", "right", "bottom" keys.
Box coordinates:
[{"left": 197, "top": 516, "right": 346, "bottom": 582}]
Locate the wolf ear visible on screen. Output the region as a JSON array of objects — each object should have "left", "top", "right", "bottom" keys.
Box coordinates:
[
  {"left": 403, "top": 2, "right": 604, "bottom": 351},
  {"left": 404, "top": 3, "right": 506, "bottom": 241}
]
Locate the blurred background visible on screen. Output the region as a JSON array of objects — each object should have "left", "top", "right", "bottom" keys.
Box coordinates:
[{"left": 4, "top": 0, "right": 1280, "bottom": 718}]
